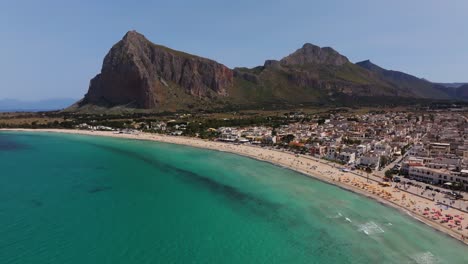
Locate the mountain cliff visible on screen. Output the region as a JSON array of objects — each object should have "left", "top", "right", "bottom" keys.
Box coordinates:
[
  {"left": 74, "top": 31, "right": 459, "bottom": 112},
  {"left": 80, "top": 31, "right": 233, "bottom": 109}
]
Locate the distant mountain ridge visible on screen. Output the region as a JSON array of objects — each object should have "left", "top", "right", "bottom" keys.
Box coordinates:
[
  {"left": 0, "top": 98, "right": 77, "bottom": 112},
  {"left": 435, "top": 83, "right": 468, "bottom": 88},
  {"left": 355, "top": 60, "right": 451, "bottom": 99},
  {"left": 429, "top": 83, "right": 468, "bottom": 100},
  {"left": 72, "top": 30, "right": 465, "bottom": 112}
]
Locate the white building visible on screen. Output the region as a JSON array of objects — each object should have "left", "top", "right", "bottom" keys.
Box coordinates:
[
  {"left": 374, "top": 142, "right": 392, "bottom": 156},
  {"left": 338, "top": 152, "right": 356, "bottom": 165},
  {"left": 359, "top": 154, "right": 380, "bottom": 169},
  {"left": 408, "top": 166, "right": 468, "bottom": 189}
]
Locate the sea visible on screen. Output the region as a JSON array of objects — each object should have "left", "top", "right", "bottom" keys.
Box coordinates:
[{"left": 0, "top": 131, "right": 467, "bottom": 263}]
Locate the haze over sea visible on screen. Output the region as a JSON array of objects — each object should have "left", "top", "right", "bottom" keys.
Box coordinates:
[{"left": 0, "top": 132, "right": 467, "bottom": 263}]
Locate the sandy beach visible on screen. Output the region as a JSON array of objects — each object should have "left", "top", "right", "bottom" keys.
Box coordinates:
[{"left": 3, "top": 128, "right": 468, "bottom": 245}]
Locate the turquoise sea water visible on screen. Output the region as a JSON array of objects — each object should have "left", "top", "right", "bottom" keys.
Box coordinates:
[{"left": 0, "top": 132, "right": 467, "bottom": 264}]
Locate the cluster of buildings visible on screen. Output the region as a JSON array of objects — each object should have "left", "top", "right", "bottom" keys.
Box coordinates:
[
  {"left": 216, "top": 111, "right": 468, "bottom": 190},
  {"left": 284, "top": 113, "right": 412, "bottom": 169},
  {"left": 400, "top": 113, "right": 468, "bottom": 190},
  {"left": 76, "top": 123, "right": 114, "bottom": 131},
  {"left": 217, "top": 126, "right": 274, "bottom": 144},
  {"left": 216, "top": 112, "right": 413, "bottom": 170}
]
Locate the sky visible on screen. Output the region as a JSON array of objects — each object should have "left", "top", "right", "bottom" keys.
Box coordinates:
[{"left": 0, "top": 0, "right": 467, "bottom": 100}]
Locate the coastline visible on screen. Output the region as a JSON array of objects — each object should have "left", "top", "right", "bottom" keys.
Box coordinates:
[{"left": 2, "top": 128, "right": 468, "bottom": 245}]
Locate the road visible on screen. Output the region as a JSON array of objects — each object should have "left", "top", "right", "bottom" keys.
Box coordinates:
[{"left": 374, "top": 146, "right": 411, "bottom": 178}]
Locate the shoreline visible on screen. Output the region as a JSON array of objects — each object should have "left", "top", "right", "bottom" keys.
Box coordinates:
[{"left": 3, "top": 128, "right": 468, "bottom": 245}]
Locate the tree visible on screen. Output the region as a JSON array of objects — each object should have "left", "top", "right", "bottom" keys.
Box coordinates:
[
  {"left": 365, "top": 167, "right": 373, "bottom": 183},
  {"left": 384, "top": 170, "right": 394, "bottom": 180},
  {"left": 401, "top": 144, "right": 411, "bottom": 155},
  {"left": 343, "top": 138, "right": 362, "bottom": 145},
  {"left": 283, "top": 134, "right": 295, "bottom": 144},
  {"left": 379, "top": 156, "right": 388, "bottom": 168}
]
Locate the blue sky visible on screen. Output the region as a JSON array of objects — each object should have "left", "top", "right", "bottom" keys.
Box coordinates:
[{"left": 1, "top": 0, "right": 467, "bottom": 100}]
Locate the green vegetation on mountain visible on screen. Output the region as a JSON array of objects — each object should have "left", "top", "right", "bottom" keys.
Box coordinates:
[{"left": 71, "top": 31, "right": 461, "bottom": 113}]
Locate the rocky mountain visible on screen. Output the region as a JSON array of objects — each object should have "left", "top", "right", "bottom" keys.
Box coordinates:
[
  {"left": 433, "top": 83, "right": 468, "bottom": 99},
  {"left": 80, "top": 31, "right": 233, "bottom": 109},
  {"left": 355, "top": 60, "right": 451, "bottom": 99},
  {"left": 455, "top": 84, "right": 468, "bottom": 100},
  {"left": 230, "top": 46, "right": 428, "bottom": 105},
  {"left": 279, "top": 43, "right": 349, "bottom": 66},
  {"left": 74, "top": 31, "right": 461, "bottom": 112}
]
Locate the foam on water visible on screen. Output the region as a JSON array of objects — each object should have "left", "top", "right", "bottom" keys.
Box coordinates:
[
  {"left": 410, "top": 252, "right": 440, "bottom": 264},
  {"left": 327, "top": 212, "right": 343, "bottom": 219},
  {"left": 357, "top": 221, "right": 385, "bottom": 235}
]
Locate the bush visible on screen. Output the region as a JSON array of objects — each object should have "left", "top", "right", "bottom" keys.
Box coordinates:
[{"left": 385, "top": 170, "right": 394, "bottom": 179}]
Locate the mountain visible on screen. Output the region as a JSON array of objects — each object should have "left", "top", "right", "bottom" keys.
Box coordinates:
[
  {"left": 74, "top": 31, "right": 458, "bottom": 112},
  {"left": 230, "top": 45, "right": 417, "bottom": 106},
  {"left": 355, "top": 60, "right": 451, "bottom": 99},
  {"left": 433, "top": 83, "right": 468, "bottom": 99},
  {"left": 0, "top": 98, "right": 77, "bottom": 112},
  {"left": 435, "top": 83, "right": 467, "bottom": 88},
  {"left": 279, "top": 43, "right": 349, "bottom": 66},
  {"left": 79, "top": 31, "right": 232, "bottom": 110},
  {"left": 455, "top": 84, "right": 468, "bottom": 100}
]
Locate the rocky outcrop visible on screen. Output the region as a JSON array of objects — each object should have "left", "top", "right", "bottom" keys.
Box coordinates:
[
  {"left": 280, "top": 43, "right": 349, "bottom": 66},
  {"left": 263, "top": 60, "right": 282, "bottom": 70},
  {"left": 355, "top": 60, "right": 385, "bottom": 72},
  {"left": 233, "top": 69, "right": 259, "bottom": 84},
  {"left": 82, "top": 31, "right": 233, "bottom": 108}
]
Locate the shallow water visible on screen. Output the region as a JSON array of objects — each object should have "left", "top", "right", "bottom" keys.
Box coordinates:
[{"left": 0, "top": 132, "right": 467, "bottom": 263}]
